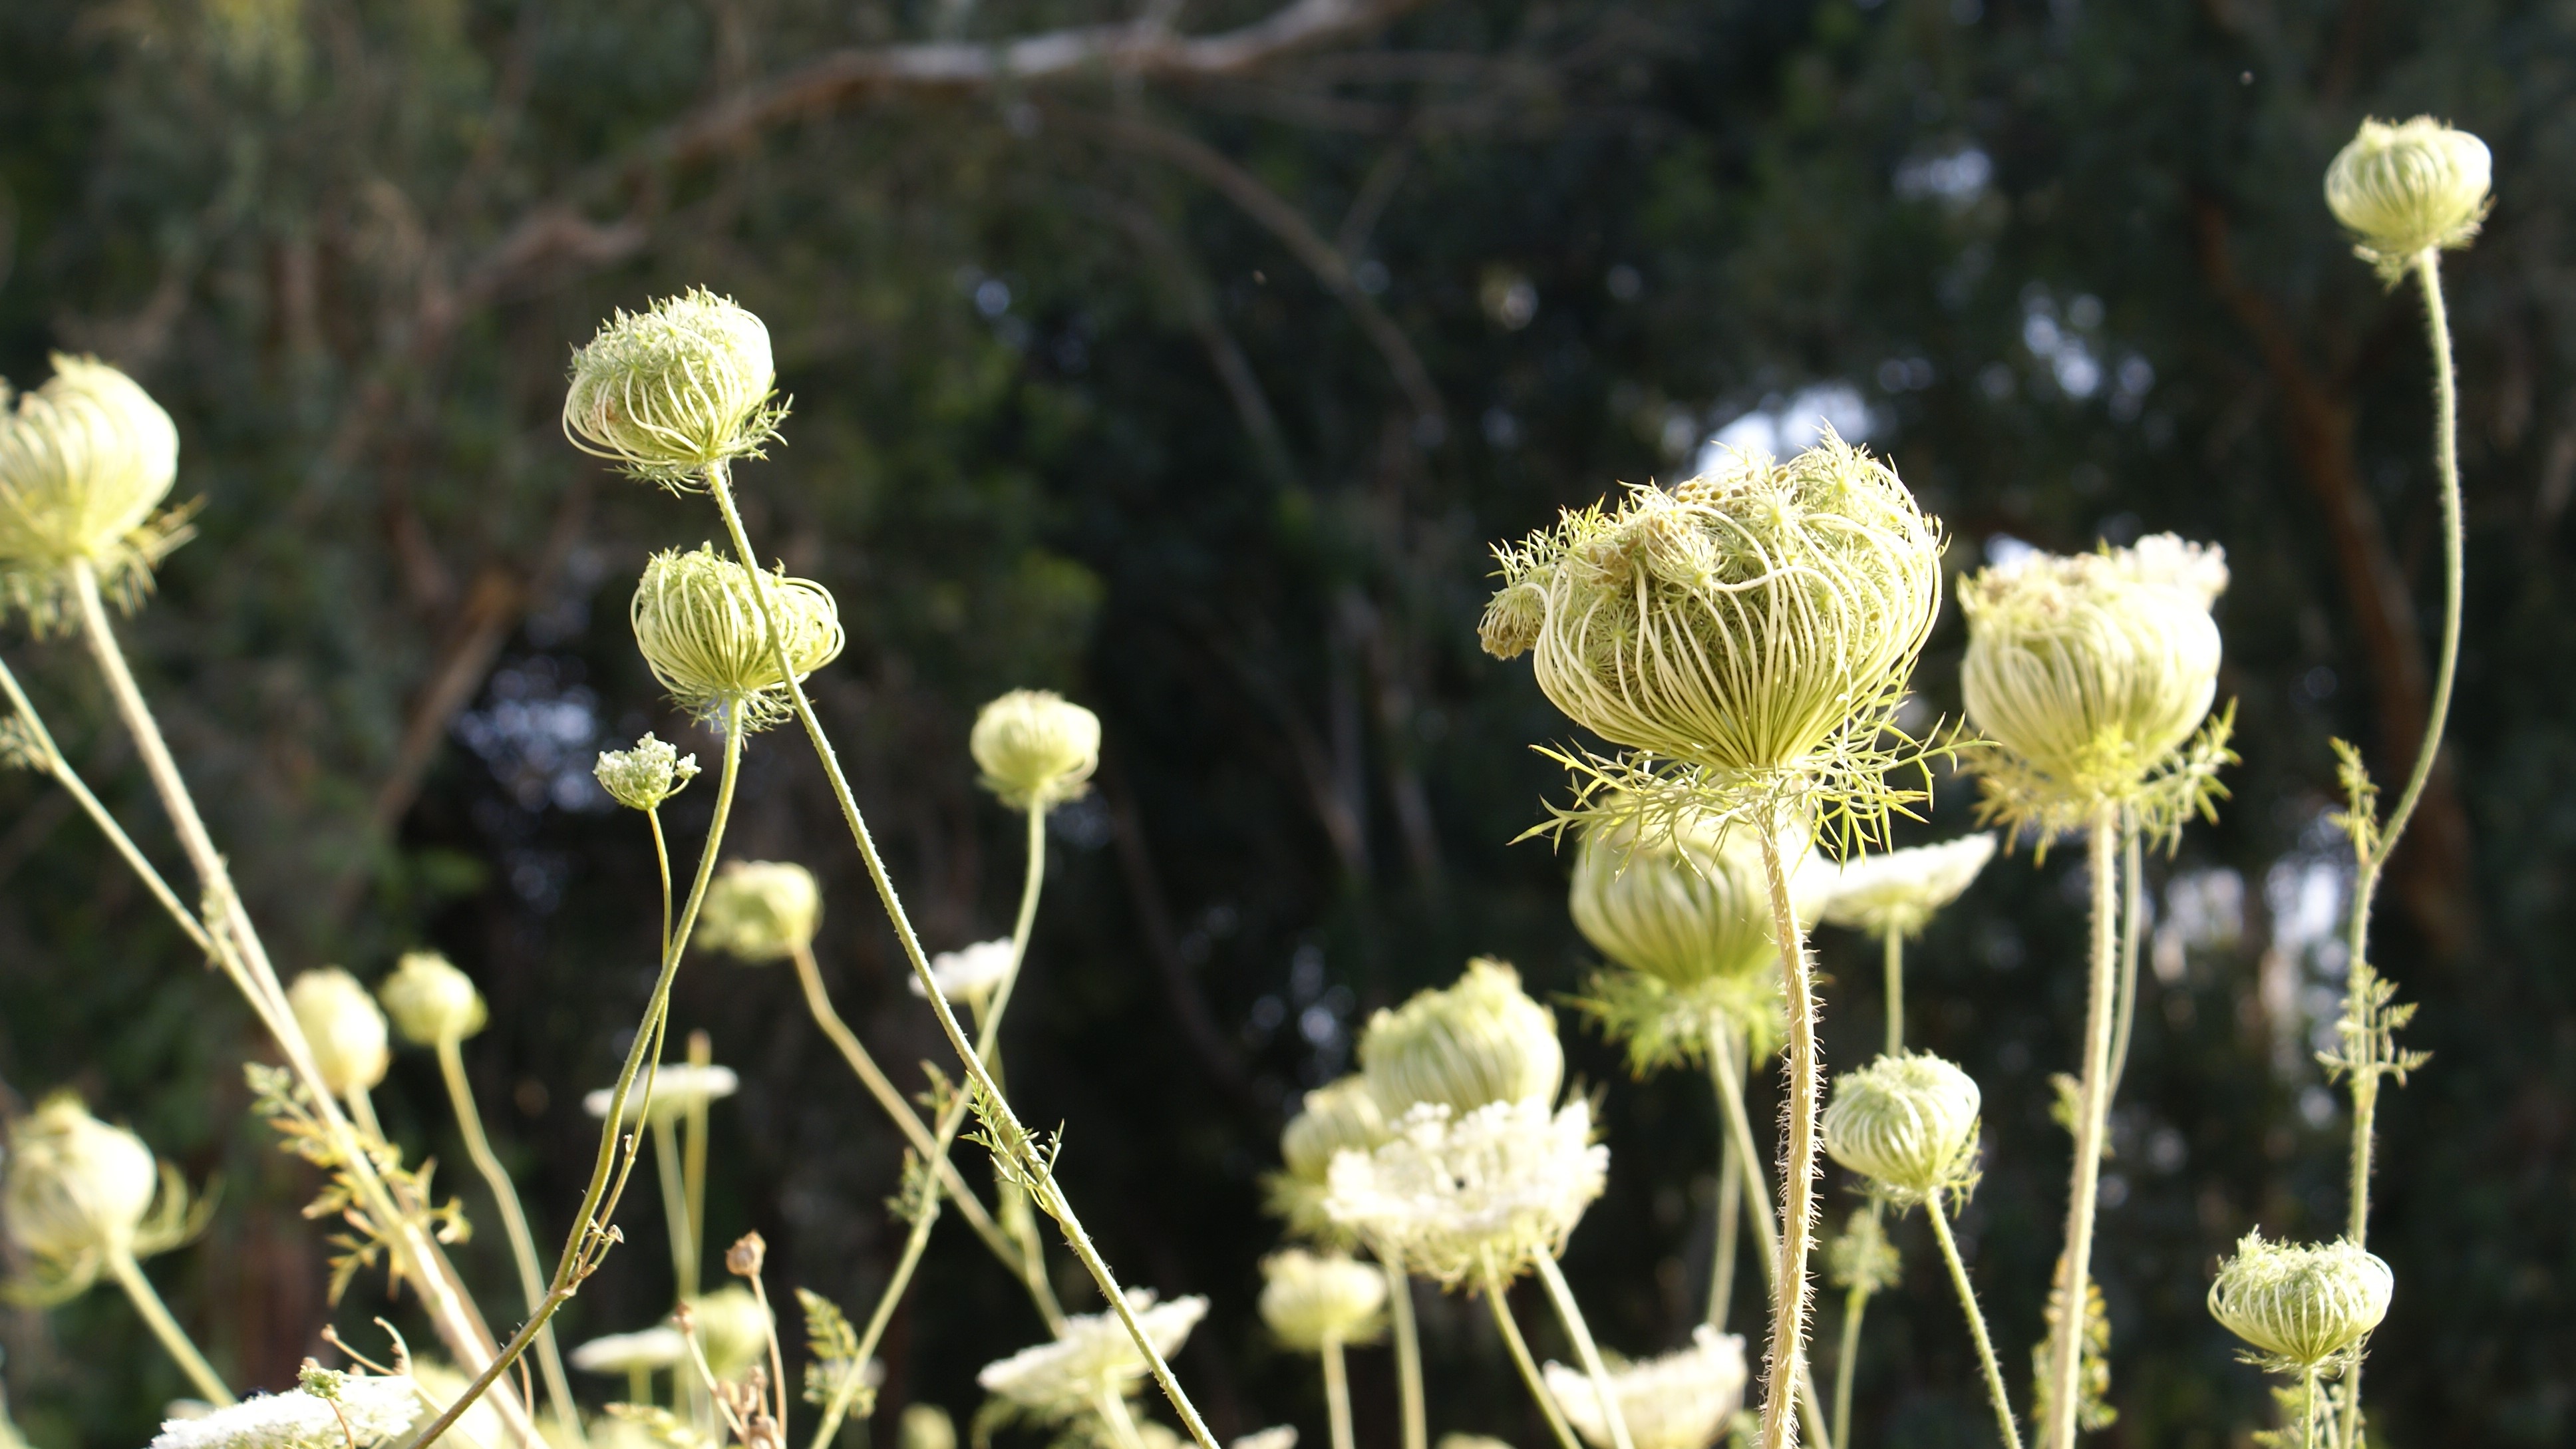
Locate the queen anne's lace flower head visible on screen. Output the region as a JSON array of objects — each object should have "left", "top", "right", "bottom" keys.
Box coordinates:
[
  {"left": 906, "top": 938, "right": 1017, "bottom": 1009},
  {"left": 569, "top": 1326, "right": 688, "bottom": 1375},
  {"left": 1259, "top": 1248, "right": 1389, "bottom": 1351},
  {"left": 377, "top": 951, "right": 488, "bottom": 1046},
  {"left": 594, "top": 733, "right": 701, "bottom": 812},
  {"left": 0, "top": 355, "right": 189, "bottom": 631},
  {"left": 149, "top": 1373, "right": 422, "bottom": 1449},
  {"left": 584, "top": 1064, "right": 740, "bottom": 1127},
  {"left": 1, "top": 1093, "right": 179, "bottom": 1301},
  {"left": 1817, "top": 834, "right": 1996, "bottom": 939},
  {"left": 631, "top": 544, "right": 844, "bottom": 734},
  {"left": 564, "top": 289, "right": 782, "bottom": 488},
  {"left": 1360, "top": 959, "right": 1564, "bottom": 1116},
  {"left": 695, "top": 860, "right": 822, "bottom": 963},
  {"left": 1570, "top": 813, "right": 1825, "bottom": 989},
  {"left": 2207, "top": 1232, "right": 2392, "bottom": 1372},
  {"left": 1541, "top": 1327, "right": 1747, "bottom": 1449},
  {"left": 1271, "top": 1076, "right": 1392, "bottom": 1238},
  {"left": 971, "top": 690, "right": 1102, "bottom": 812},
  {"left": 1822, "top": 1052, "right": 1982, "bottom": 1204},
  {"left": 977, "top": 1289, "right": 1209, "bottom": 1418},
  {"left": 1323, "top": 1098, "right": 1607, "bottom": 1287},
  {"left": 288, "top": 968, "right": 391, "bottom": 1098},
  {"left": 2324, "top": 117, "right": 2492, "bottom": 278}
]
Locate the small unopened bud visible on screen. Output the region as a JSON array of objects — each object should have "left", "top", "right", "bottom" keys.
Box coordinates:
[
  {"left": 1360, "top": 958, "right": 1563, "bottom": 1114},
  {"left": 0, "top": 355, "right": 188, "bottom": 631},
  {"left": 695, "top": 861, "right": 821, "bottom": 963},
  {"left": 1822, "top": 1052, "right": 1981, "bottom": 1203},
  {"left": 564, "top": 289, "right": 782, "bottom": 487},
  {"left": 679, "top": 1285, "right": 774, "bottom": 1379},
  {"left": 595, "top": 732, "right": 701, "bottom": 812},
  {"left": 631, "top": 544, "right": 844, "bottom": 732},
  {"left": 969, "top": 689, "right": 1101, "bottom": 812},
  {"left": 2325, "top": 117, "right": 2491, "bottom": 276},
  {"left": 2207, "top": 1231, "right": 2392, "bottom": 1371},
  {"left": 1, "top": 1093, "right": 160, "bottom": 1267},
  {"left": 377, "top": 951, "right": 487, "bottom": 1046},
  {"left": 897, "top": 1404, "right": 957, "bottom": 1449},
  {"left": 289, "top": 967, "right": 391, "bottom": 1097},
  {"left": 725, "top": 1231, "right": 767, "bottom": 1278},
  {"left": 1259, "top": 1248, "right": 1388, "bottom": 1351}
]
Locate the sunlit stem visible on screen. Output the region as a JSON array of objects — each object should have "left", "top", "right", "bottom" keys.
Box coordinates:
[
  {"left": 1706, "top": 1120, "right": 1741, "bottom": 1333},
  {"left": 2044, "top": 807, "right": 2121, "bottom": 1449},
  {"left": 1707, "top": 1025, "right": 1837, "bottom": 1449},
  {"left": 1533, "top": 1253, "right": 1634, "bottom": 1449},
  {"left": 108, "top": 1248, "right": 233, "bottom": 1406},
  {"left": 67, "top": 560, "right": 529, "bottom": 1439},
  {"left": 1095, "top": 1387, "right": 1150, "bottom": 1449},
  {"left": 1881, "top": 929, "right": 1904, "bottom": 1058},
  {"left": 1755, "top": 815, "right": 1824, "bottom": 1449},
  {"left": 436, "top": 1035, "right": 581, "bottom": 1440},
  {"left": 813, "top": 1186, "right": 940, "bottom": 1449},
  {"left": 629, "top": 1365, "right": 651, "bottom": 1408},
  {"left": 1480, "top": 1263, "right": 1581, "bottom": 1449},
  {"left": 1831, "top": 1270, "right": 1870, "bottom": 1449},
  {"left": 2104, "top": 816, "right": 2144, "bottom": 1102},
  {"left": 1925, "top": 1192, "right": 2020, "bottom": 1449},
  {"left": 1321, "top": 1333, "right": 1357, "bottom": 1449},
  {"left": 708, "top": 468, "right": 1200, "bottom": 1439},
  {"left": 685, "top": 1029, "right": 715, "bottom": 1293},
  {"left": 654, "top": 1115, "right": 697, "bottom": 1298},
  {"left": 1381, "top": 1246, "right": 1427, "bottom": 1449}
]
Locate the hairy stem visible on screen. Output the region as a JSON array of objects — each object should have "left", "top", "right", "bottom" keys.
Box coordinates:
[
  {"left": 2044, "top": 808, "right": 2121, "bottom": 1449},
  {"left": 1382, "top": 1247, "right": 1427, "bottom": 1449},
  {"left": 1925, "top": 1194, "right": 2020, "bottom": 1449},
  {"left": 1756, "top": 817, "right": 1823, "bottom": 1449},
  {"left": 1481, "top": 1265, "right": 1581, "bottom": 1449},
  {"left": 1321, "top": 1335, "right": 1356, "bottom": 1449},
  {"left": 108, "top": 1249, "right": 232, "bottom": 1406},
  {"left": 1535, "top": 1253, "right": 1635, "bottom": 1449},
  {"left": 1707, "top": 1027, "right": 1836, "bottom": 1449},
  {"left": 435, "top": 1037, "right": 580, "bottom": 1439},
  {"left": 709, "top": 471, "right": 1198, "bottom": 1438}
]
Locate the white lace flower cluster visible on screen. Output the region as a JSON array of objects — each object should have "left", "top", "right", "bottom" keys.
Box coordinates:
[
  {"left": 1818, "top": 834, "right": 1997, "bottom": 940},
  {"left": 977, "top": 1289, "right": 1209, "bottom": 1418},
  {"left": 1323, "top": 1097, "right": 1606, "bottom": 1287},
  {"left": 150, "top": 1374, "right": 422, "bottom": 1449},
  {"left": 1541, "top": 1327, "right": 1747, "bottom": 1449},
  {"left": 907, "top": 938, "right": 1017, "bottom": 1010}
]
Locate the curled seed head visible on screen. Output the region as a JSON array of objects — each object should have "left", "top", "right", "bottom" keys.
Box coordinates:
[
  {"left": 0, "top": 355, "right": 188, "bottom": 631},
  {"left": 377, "top": 951, "right": 488, "bottom": 1046},
  {"left": 1, "top": 1093, "right": 160, "bottom": 1268},
  {"left": 1569, "top": 813, "right": 1826, "bottom": 991},
  {"left": 1822, "top": 1052, "right": 1982, "bottom": 1203},
  {"left": 2208, "top": 1231, "right": 2392, "bottom": 1371},
  {"left": 564, "top": 289, "right": 781, "bottom": 488},
  {"left": 695, "top": 860, "right": 822, "bottom": 963},
  {"left": 2325, "top": 117, "right": 2492, "bottom": 276},
  {"left": 289, "top": 967, "right": 391, "bottom": 1098},
  {"left": 630, "top": 544, "right": 844, "bottom": 732},
  {"left": 970, "top": 689, "right": 1101, "bottom": 812},
  {"left": 1360, "top": 959, "right": 1563, "bottom": 1115}
]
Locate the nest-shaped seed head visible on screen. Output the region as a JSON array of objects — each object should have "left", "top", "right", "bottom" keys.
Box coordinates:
[
  {"left": 1360, "top": 959, "right": 1563, "bottom": 1115},
  {"left": 2207, "top": 1231, "right": 2392, "bottom": 1372},
  {"left": 289, "top": 967, "right": 391, "bottom": 1098},
  {"left": 1569, "top": 811, "right": 1825, "bottom": 989},
  {"left": 564, "top": 289, "right": 782, "bottom": 488},
  {"left": 1822, "top": 1052, "right": 1982, "bottom": 1204},
  {"left": 695, "top": 859, "right": 822, "bottom": 963},
  {"left": 2325, "top": 117, "right": 2492, "bottom": 279},
  {"left": 377, "top": 951, "right": 487, "bottom": 1046},
  {"left": 2, "top": 1094, "right": 162, "bottom": 1272},
  {"left": 1960, "top": 535, "right": 2226, "bottom": 805},
  {"left": 1483, "top": 437, "right": 1942, "bottom": 777},
  {"left": 970, "top": 689, "right": 1101, "bottom": 812},
  {"left": 1259, "top": 1247, "right": 1389, "bottom": 1351},
  {"left": 630, "top": 544, "right": 844, "bottom": 732},
  {"left": 0, "top": 355, "right": 190, "bottom": 631}
]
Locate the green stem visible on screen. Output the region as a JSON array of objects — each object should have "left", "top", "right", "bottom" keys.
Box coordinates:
[
  {"left": 813, "top": 1190, "right": 941, "bottom": 1449},
  {"left": 1707, "top": 1108, "right": 1741, "bottom": 1333},
  {"left": 1923, "top": 1193, "right": 2020, "bottom": 1449},
  {"left": 1706, "top": 1027, "right": 1837, "bottom": 1449},
  {"left": 1755, "top": 816, "right": 1823, "bottom": 1449},
  {"left": 1095, "top": 1388, "right": 1149, "bottom": 1449},
  {"left": 108, "top": 1249, "right": 232, "bottom": 1406},
  {"left": 655, "top": 1114, "right": 697, "bottom": 1298},
  {"left": 1382, "top": 1247, "right": 1427, "bottom": 1449},
  {"left": 684, "top": 1029, "right": 713, "bottom": 1297},
  {"left": 1881, "top": 929, "right": 1904, "bottom": 1058},
  {"left": 1534, "top": 1253, "right": 1635, "bottom": 1449},
  {"left": 1481, "top": 1264, "right": 1582, "bottom": 1449},
  {"left": 436, "top": 1037, "right": 581, "bottom": 1441},
  {"left": 628, "top": 1365, "right": 651, "bottom": 1408},
  {"left": 708, "top": 470, "right": 1195, "bottom": 1437},
  {"left": 2044, "top": 808, "right": 2120, "bottom": 1449},
  {"left": 1832, "top": 1279, "right": 1869, "bottom": 1449},
  {"left": 2105, "top": 816, "right": 2144, "bottom": 1103},
  {"left": 1321, "top": 1335, "right": 1356, "bottom": 1449},
  {"left": 2302, "top": 1370, "right": 2320, "bottom": 1449}
]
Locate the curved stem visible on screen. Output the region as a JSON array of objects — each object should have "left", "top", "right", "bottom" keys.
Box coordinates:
[
  {"left": 108, "top": 1249, "right": 232, "bottom": 1406},
  {"left": 1924, "top": 1194, "right": 2020, "bottom": 1449},
  {"left": 1533, "top": 1253, "right": 1635, "bottom": 1449},
  {"left": 1706, "top": 1027, "right": 1836, "bottom": 1449},
  {"left": 2105, "top": 816, "right": 2144, "bottom": 1103},
  {"left": 1755, "top": 817, "right": 1823, "bottom": 1449},
  {"left": 1381, "top": 1247, "right": 1427, "bottom": 1449},
  {"left": 1480, "top": 1264, "right": 1581, "bottom": 1449},
  {"left": 708, "top": 470, "right": 1197, "bottom": 1439},
  {"left": 68, "top": 561, "right": 527, "bottom": 1438},
  {"left": 654, "top": 1114, "right": 697, "bottom": 1298},
  {"left": 1707, "top": 1111, "right": 1741, "bottom": 1333},
  {"left": 684, "top": 1029, "right": 714, "bottom": 1297},
  {"left": 1881, "top": 930, "right": 1904, "bottom": 1058},
  {"left": 2044, "top": 808, "right": 2121, "bottom": 1449},
  {"left": 436, "top": 1037, "right": 580, "bottom": 1440},
  {"left": 1095, "top": 1387, "right": 1149, "bottom": 1449},
  {"left": 1321, "top": 1335, "right": 1356, "bottom": 1449},
  {"left": 1831, "top": 1279, "right": 1868, "bottom": 1449}
]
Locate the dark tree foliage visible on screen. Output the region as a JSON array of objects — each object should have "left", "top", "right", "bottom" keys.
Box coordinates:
[{"left": 0, "top": 1, "right": 2568, "bottom": 1446}]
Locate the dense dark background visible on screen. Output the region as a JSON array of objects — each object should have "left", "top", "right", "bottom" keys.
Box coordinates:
[{"left": 1, "top": 1, "right": 2569, "bottom": 1445}]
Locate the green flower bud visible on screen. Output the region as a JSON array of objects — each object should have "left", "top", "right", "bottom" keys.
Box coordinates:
[
  {"left": 593, "top": 732, "right": 699, "bottom": 812},
  {"left": 1258, "top": 1248, "right": 1388, "bottom": 1351},
  {"left": 630, "top": 544, "right": 844, "bottom": 732},
  {"left": 0, "top": 355, "right": 189, "bottom": 631},
  {"left": 897, "top": 1404, "right": 957, "bottom": 1449},
  {"left": 1818, "top": 833, "right": 1996, "bottom": 939},
  {"left": 1822, "top": 1052, "right": 1981, "bottom": 1203},
  {"left": 695, "top": 860, "right": 821, "bottom": 963},
  {"left": 1569, "top": 814, "right": 1826, "bottom": 989},
  {"left": 289, "top": 967, "right": 391, "bottom": 1098},
  {"left": 2, "top": 1094, "right": 159, "bottom": 1269},
  {"left": 679, "top": 1285, "right": 775, "bottom": 1380},
  {"left": 1960, "top": 534, "right": 2226, "bottom": 802},
  {"left": 1361, "top": 959, "right": 1563, "bottom": 1114},
  {"left": 1482, "top": 438, "right": 1942, "bottom": 776},
  {"left": 2207, "top": 1231, "right": 2392, "bottom": 1372},
  {"left": 564, "top": 290, "right": 782, "bottom": 488},
  {"left": 377, "top": 951, "right": 487, "bottom": 1046},
  {"left": 2325, "top": 117, "right": 2492, "bottom": 277},
  {"left": 970, "top": 689, "right": 1101, "bottom": 811}
]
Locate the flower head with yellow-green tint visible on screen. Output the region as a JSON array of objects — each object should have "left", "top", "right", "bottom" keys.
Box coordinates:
[
  {"left": 679, "top": 1285, "right": 774, "bottom": 1380},
  {"left": 1269, "top": 1076, "right": 1392, "bottom": 1239},
  {"left": 977, "top": 1289, "right": 1208, "bottom": 1419},
  {"left": 2325, "top": 117, "right": 2492, "bottom": 279},
  {"left": 1482, "top": 436, "right": 1943, "bottom": 846},
  {"left": 1359, "top": 959, "right": 1563, "bottom": 1115},
  {"left": 1258, "top": 1248, "right": 1388, "bottom": 1351},
  {"left": 1822, "top": 1052, "right": 1982, "bottom": 1205},
  {"left": 288, "top": 967, "right": 391, "bottom": 1098},
  {"left": 2207, "top": 1231, "right": 2392, "bottom": 1374},
  {"left": 377, "top": 951, "right": 487, "bottom": 1046},
  {"left": 3, "top": 1094, "right": 200, "bottom": 1305},
  {"left": 631, "top": 544, "right": 844, "bottom": 731},
  {"left": 595, "top": 733, "right": 700, "bottom": 812},
  {"left": 0, "top": 355, "right": 193, "bottom": 632},
  {"left": 564, "top": 290, "right": 783, "bottom": 488},
  {"left": 1818, "top": 833, "right": 1996, "bottom": 939},
  {"left": 1541, "top": 1327, "right": 1746, "bottom": 1449},
  {"left": 1323, "top": 1098, "right": 1607, "bottom": 1287},
  {"left": 695, "top": 860, "right": 821, "bottom": 963},
  {"left": 1570, "top": 812, "right": 1825, "bottom": 989},
  {"left": 971, "top": 689, "right": 1102, "bottom": 811}
]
